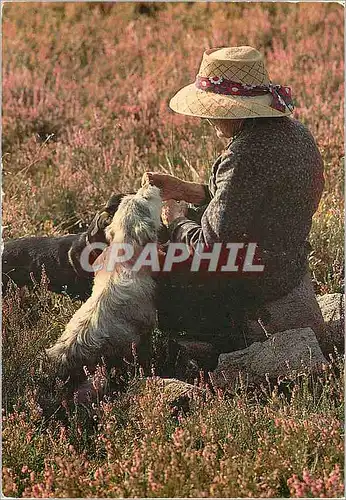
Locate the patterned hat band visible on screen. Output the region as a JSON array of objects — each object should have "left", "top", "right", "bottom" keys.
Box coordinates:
[{"left": 195, "top": 75, "right": 294, "bottom": 114}]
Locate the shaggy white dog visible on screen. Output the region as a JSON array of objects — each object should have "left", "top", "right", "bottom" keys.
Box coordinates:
[{"left": 46, "top": 184, "right": 162, "bottom": 379}]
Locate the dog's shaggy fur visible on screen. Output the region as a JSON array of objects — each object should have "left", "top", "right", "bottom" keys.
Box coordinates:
[{"left": 46, "top": 185, "right": 162, "bottom": 379}]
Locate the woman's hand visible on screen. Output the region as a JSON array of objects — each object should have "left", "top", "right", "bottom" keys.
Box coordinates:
[
  {"left": 161, "top": 199, "right": 188, "bottom": 227},
  {"left": 142, "top": 171, "right": 207, "bottom": 204},
  {"left": 141, "top": 172, "right": 186, "bottom": 201}
]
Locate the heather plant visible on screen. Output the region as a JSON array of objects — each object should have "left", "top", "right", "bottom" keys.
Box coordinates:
[
  {"left": 2, "top": 358, "right": 344, "bottom": 497},
  {"left": 2, "top": 2, "right": 344, "bottom": 497},
  {"left": 2, "top": 275, "right": 80, "bottom": 411}
]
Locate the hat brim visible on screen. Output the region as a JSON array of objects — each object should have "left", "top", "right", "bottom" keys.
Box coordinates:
[{"left": 169, "top": 83, "right": 292, "bottom": 119}]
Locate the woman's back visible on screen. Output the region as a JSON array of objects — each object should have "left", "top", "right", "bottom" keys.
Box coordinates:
[{"left": 228, "top": 117, "right": 325, "bottom": 252}]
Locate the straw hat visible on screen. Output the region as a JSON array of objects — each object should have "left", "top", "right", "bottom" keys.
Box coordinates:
[{"left": 169, "top": 46, "right": 294, "bottom": 119}]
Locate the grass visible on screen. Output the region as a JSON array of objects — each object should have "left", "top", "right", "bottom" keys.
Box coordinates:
[{"left": 2, "top": 2, "right": 344, "bottom": 497}]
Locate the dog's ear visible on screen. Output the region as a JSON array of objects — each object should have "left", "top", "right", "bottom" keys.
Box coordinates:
[
  {"left": 105, "top": 193, "right": 132, "bottom": 211},
  {"left": 89, "top": 193, "right": 130, "bottom": 238},
  {"left": 89, "top": 211, "right": 111, "bottom": 237}
]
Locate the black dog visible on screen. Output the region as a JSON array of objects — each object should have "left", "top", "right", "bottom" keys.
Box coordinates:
[{"left": 2, "top": 194, "right": 125, "bottom": 300}]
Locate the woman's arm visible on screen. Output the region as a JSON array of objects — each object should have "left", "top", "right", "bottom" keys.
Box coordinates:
[
  {"left": 142, "top": 172, "right": 210, "bottom": 204},
  {"left": 181, "top": 180, "right": 211, "bottom": 205},
  {"left": 167, "top": 150, "right": 268, "bottom": 249}
]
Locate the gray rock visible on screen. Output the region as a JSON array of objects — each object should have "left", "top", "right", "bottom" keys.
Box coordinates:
[
  {"left": 317, "top": 293, "right": 344, "bottom": 352},
  {"left": 246, "top": 273, "right": 333, "bottom": 355},
  {"left": 210, "top": 327, "right": 328, "bottom": 389}
]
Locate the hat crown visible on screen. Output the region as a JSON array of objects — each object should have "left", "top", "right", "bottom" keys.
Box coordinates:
[{"left": 198, "top": 46, "right": 270, "bottom": 86}]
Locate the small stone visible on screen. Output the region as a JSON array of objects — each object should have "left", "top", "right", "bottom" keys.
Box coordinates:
[
  {"left": 128, "top": 377, "right": 205, "bottom": 404},
  {"left": 246, "top": 273, "right": 333, "bottom": 355},
  {"left": 210, "top": 327, "right": 328, "bottom": 390}
]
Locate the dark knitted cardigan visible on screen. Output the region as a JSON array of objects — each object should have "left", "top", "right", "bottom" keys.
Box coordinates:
[{"left": 168, "top": 117, "right": 324, "bottom": 302}]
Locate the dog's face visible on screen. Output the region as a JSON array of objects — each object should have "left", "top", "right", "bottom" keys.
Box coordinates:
[
  {"left": 87, "top": 194, "right": 126, "bottom": 242},
  {"left": 106, "top": 185, "right": 162, "bottom": 247}
]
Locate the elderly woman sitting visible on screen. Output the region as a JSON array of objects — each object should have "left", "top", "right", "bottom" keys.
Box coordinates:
[{"left": 143, "top": 46, "right": 327, "bottom": 358}]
